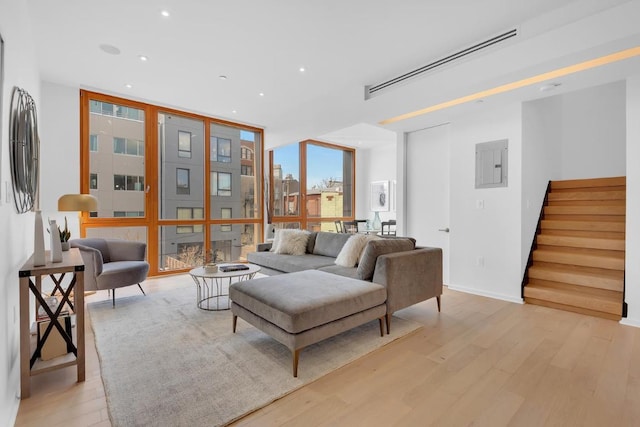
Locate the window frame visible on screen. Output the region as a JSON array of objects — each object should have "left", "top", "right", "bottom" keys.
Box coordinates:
[
  {"left": 80, "top": 90, "right": 265, "bottom": 277},
  {"left": 269, "top": 140, "right": 355, "bottom": 231}
]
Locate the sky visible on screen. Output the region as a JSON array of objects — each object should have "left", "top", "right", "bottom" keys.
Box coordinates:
[{"left": 273, "top": 143, "right": 345, "bottom": 189}]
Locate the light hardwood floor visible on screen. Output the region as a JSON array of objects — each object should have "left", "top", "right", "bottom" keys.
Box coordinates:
[{"left": 14, "top": 277, "right": 640, "bottom": 426}]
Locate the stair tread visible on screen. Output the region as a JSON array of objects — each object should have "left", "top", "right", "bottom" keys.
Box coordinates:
[
  {"left": 544, "top": 205, "right": 625, "bottom": 215},
  {"left": 541, "top": 220, "right": 625, "bottom": 232},
  {"left": 550, "top": 176, "right": 626, "bottom": 190},
  {"left": 541, "top": 229, "right": 625, "bottom": 239},
  {"left": 543, "top": 214, "right": 625, "bottom": 222},
  {"left": 525, "top": 279, "right": 622, "bottom": 301}
]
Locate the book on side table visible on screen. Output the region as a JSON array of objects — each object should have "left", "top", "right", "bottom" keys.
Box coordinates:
[{"left": 219, "top": 264, "right": 250, "bottom": 272}]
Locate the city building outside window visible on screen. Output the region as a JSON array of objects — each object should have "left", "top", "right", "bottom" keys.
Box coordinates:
[
  {"left": 177, "top": 168, "right": 190, "bottom": 195},
  {"left": 178, "top": 130, "right": 192, "bottom": 158},
  {"left": 212, "top": 137, "right": 231, "bottom": 163},
  {"left": 211, "top": 172, "right": 231, "bottom": 196},
  {"left": 114, "top": 174, "right": 144, "bottom": 191},
  {"left": 89, "top": 134, "right": 98, "bottom": 152}
]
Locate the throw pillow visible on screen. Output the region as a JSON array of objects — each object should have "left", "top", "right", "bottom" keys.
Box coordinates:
[
  {"left": 334, "top": 234, "right": 369, "bottom": 267},
  {"left": 356, "top": 238, "right": 415, "bottom": 281},
  {"left": 274, "top": 229, "right": 310, "bottom": 255}
]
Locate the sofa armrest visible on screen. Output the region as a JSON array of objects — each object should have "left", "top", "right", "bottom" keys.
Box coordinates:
[
  {"left": 371, "top": 247, "right": 443, "bottom": 314},
  {"left": 256, "top": 242, "right": 273, "bottom": 252}
]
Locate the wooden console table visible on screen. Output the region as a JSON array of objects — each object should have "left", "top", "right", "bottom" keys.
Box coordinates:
[{"left": 19, "top": 248, "right": 85, "bottom": 398}]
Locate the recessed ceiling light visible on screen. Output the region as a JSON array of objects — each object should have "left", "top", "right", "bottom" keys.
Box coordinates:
[
  {"left": 299, "top": 67, "right": 306, "bottom": 72},
  {"left": 125, "top": 84, "right": 133, "bottom": 89},
  {"left": 232, "top": 110, "right": 237, "bottom": 114},
  {"left": 99, "top": 44, "right": 121, "bottom": 55},
  {"left": 219, "top": 75, "right": 228, "bottom": 80},
  {"left": 138, "top": 55, "right": 149, "bottom": 62},
  {"left": 259, "top": 92, "right": 265, "bottom": 97},
  {"left": 160, "top": 10, "right": 170, "bottom": 17}
]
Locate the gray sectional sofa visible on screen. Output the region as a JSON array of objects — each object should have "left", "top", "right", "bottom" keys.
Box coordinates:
[
  {"left": 246, "top": 231, "right": 443, "bottom": 330},
  {"left": 232, "top": 231, "right": 443, "bottom": 376}
]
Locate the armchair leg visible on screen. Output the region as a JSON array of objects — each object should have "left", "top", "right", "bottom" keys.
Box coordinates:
[
  {"left": 436, "top": 296, "right": 441, "bottom": 312},
  {"left": 137, "top": 284, "right": 146, "bottom": 296},
  {"left": 112, "top": 289, "right": 115, "bottom": 308}
]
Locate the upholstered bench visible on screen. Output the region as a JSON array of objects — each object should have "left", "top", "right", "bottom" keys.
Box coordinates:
[{"left": 229, "top": 270, "right": 387, "bottom": 377}]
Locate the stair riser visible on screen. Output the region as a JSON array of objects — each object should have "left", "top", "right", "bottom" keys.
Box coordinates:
[
  {"left": 528, "top": 269, "right": 623, "bottom": 292},
  {"left": 536, "top": 235, "right": 625, "bottom": 251},
  {"left": 532, "top": 251, "right": 624, "bottom": 271},
  {"left": 524, "top": 298, "right": 622, "bottom": 320},
  {"left": 524, "top": 287, "right": 622, "bottom": 315},
  {"left": 548, "top": 191, "right": 625, "bottom": 201}
]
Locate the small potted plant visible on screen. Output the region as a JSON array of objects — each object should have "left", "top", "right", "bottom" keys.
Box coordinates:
[
  {"left": 58, "top": 217, "right": 71, "bottom": 251},
  {"left": 204, "top": 248, "right": 219, "bottom": 274}
]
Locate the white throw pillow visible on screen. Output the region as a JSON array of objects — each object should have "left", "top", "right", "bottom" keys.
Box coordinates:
[
  {"left": 274, "top": 229, "right": 310, "bottom": 255},
  {"left": 335, "top": 234, "right": 369, "bottom": 267}
]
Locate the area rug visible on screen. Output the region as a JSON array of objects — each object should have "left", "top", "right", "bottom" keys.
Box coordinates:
[{"left": 88, "top": 282, "right": 422, "bottom": 427}]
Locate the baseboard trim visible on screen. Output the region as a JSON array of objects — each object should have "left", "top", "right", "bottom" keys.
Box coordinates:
[
  {"left": 619, "top": 317, "right": 640, "bottom": 329},
  {"left": 446, "top": 284, "right": 524, "bottom": 304}
]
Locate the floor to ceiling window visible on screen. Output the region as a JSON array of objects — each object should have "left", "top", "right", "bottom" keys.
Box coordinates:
[
  {"left": 80, "top": 91, "right": 263, "bottom": 276},
  {"left": 270, "top": 140, "right": 355, "bottom": 231}
]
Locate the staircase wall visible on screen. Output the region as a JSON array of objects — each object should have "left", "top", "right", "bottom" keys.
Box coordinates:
[{"left": 623, "top": 75, "right": 640, "bottom": 326}]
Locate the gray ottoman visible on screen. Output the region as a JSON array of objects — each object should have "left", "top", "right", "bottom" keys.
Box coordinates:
[{"left": 229, "top": 270, "right": 387, "bottom": 377}]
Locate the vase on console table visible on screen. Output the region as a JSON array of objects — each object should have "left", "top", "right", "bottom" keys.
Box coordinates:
[
  {"left": 33, "top": 210, "right": 46, "bottom": 266},
  {"left": 49, "top": 219, "right": 63, "bottom": 263},
  {"left": 372, "top": 211, "right": 382, "bottom": 231}
]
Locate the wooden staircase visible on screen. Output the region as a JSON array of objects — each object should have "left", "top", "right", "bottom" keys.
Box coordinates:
[{"left": 523, "top": 177, "right": 626, "bottom": 320}]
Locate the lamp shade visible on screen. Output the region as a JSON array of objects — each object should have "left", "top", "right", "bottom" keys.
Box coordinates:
[{"left": 58, "top": 194, "right": 98, "bottom": 212}]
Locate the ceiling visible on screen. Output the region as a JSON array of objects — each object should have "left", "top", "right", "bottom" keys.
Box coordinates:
[{"left": 27, "top": 0, "right": 640, "bottom": 149}]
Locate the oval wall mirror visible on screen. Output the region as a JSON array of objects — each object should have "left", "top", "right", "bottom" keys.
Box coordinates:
[{"left": 9, "top": 86, "right": 40, "bottom": 213}]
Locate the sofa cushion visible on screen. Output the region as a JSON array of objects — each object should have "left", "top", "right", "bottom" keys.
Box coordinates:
[
  {"left": 247, "top": 251, "right": 335, "bottom": 273},
  {"left": 273, "top": 229, "right": 310, "bottom": 255},
  {"left": 334, "top": 234, "right": 369, "bottom": 267},
  {"left": 357, "top": 238, "right": 415, "bottom": 281},
  {"left": 312, "top": 232, "right": 351, "bottom": 258},
  {"left": 317, "top": 264, "right": 360, "bottom": 280},
  {"left": 229, "top": 270, "right": 386, "bottom": 334}
]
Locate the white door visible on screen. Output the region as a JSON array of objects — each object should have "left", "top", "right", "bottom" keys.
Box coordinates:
[{"left": 406, "top": 124, "right": 450, "bottom": 285}]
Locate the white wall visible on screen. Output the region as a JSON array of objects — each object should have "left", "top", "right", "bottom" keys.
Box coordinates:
[
  {"left": 355, "top": 143, "right": 397, "bottom": 224},
  {"left": 0, "top": 2, "right": 41, "bottom": 424},
  {"left": 622, "top": 75, "right": 640, "bottom": 327},
  {"left": 448, "top": 103, "right": 523, "bottom": 303},
  {"left": 560, "top": 81, "right": 627, "bottom": 180},
  {"left": 39, "top": 82, "right": 82, "bottom": 238},
  {"left": 521, "top": 96, "right": 563, "bottom": 273}
]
